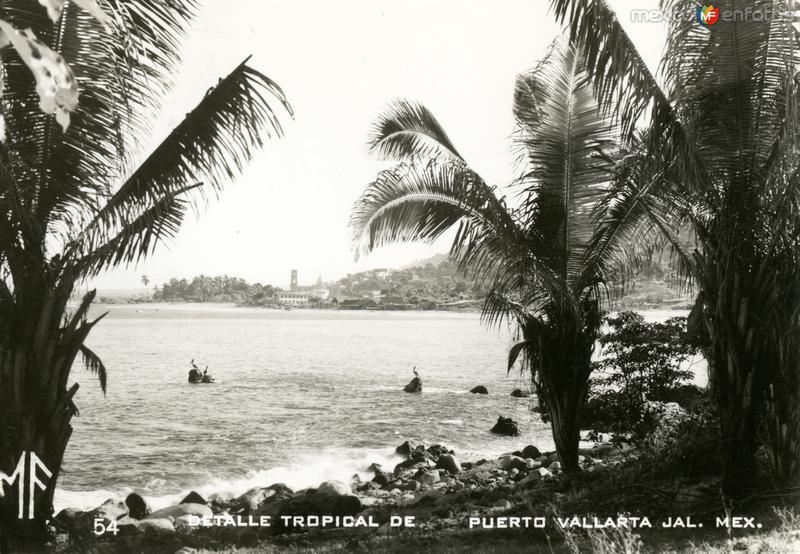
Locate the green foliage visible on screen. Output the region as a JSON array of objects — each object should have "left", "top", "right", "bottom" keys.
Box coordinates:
[
  {"left": 584, "top": 312, "right": 700, "bottom": 438},
  {"left": 153, "top": 275, "right": 278, "bottom": 304},
  {"left": 638, "top": 398, "right": 721, "bottom": 477},
  {"left": 550, "top": 0, "right": 800, "bottom": 492},
  {"left": 0, "top": 0, "right": 291, "bottom": 534},
  {"left": 353, "top": 37, "right": 645, "bottom": 472}
]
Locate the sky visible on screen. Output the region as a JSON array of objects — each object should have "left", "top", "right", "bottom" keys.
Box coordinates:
[{"left": 91, "top": 0, "right": 667, "bottom": 291}]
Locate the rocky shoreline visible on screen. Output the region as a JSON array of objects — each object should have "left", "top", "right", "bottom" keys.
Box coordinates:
[{"left": 51, "top": 437, "right": 634, "bottom": 552}]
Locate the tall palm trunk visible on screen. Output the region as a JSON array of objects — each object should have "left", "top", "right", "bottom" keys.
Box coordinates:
[
  {"left": 533, "top": 316, "right": 596, "bottom": 475},
  {"left": 544, "top": 382, "right": 585, "bottom": 473},
  {"left": 700, "top": 264, "right": 769, "bottom": 496},
  {"left": 0, "top": 282, "right": 94, "bottom": 546}
]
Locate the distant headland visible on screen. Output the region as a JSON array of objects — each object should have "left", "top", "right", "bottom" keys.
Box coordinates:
[{"left": 93, "top": 253, "right": 693, "bottom": 311}]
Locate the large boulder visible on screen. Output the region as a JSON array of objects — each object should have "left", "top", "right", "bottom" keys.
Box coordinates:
[
  {"left": 233, "top": 487, "right": 278, "bottom": 514},
  {"left": 436, "top": 453, "right": 462, "bottom": 474},
  {"left": 253, "top": 485, "right": 296, "bottom": 517},
  {"left": 318, "top": 480, "right": 350, "bottom": 496},
  {"left": 425, "top": 444, "right": 451, "bottom": 461},
  {"left": 404, "top": 377, "right": 422, "bottom": 393},
  {"left": 522, "top": 445, "right": 542, "bottom": 459},
  {"left": 90, "top": 498, "right": 128, "bottom": 521},
  {"left": 490, "top": 416, "right": 520, "bottom": 436},
  {"left": 53, "top": 507, "right": 83, "bottom": 530},
  {"left": 498, "top": 455, "right": 528, "bottom": 471},
  {"left": 394, "top": 440, "right": 419, "bottom": 459},
  {"left": 132, "top": 518, "right": 175, "bottom": 535},
  {"left": 394, "top": 457, "right": 434, "bottom": 475},
  {"left": 516, "top": 467, "right": 553, "bottom": 487},
  {"left": 469, "top": 386, "right": 488, "bottom": 394},
  {"left": 510, "top": 389, "right": 530, "bottom": 398},
  {"left": 180, "top": 491, "right": 207, "bottom": 505},
  {"left": 149, "top": 503, "right": 212, "bottom": 521},
  {"left": 125, "top": 493, "right": 150, "bottom": 520},
  {"left": 416, "top": 470, "right": 441, "bottom": 486},
  {"left": 372, "top": 471, "right": 393, "bottom": 487}
]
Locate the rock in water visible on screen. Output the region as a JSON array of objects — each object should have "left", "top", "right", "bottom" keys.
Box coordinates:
[
  {"left": 469, "top": 386, "right": 488, "bottom": 394},
  {"left": 490, "top": 416, "right": 520, "bottom": 436},
  {"left": 404, "top": 377, "right": 422, "bottom": 393},
  {"left": 510, "top": 388, "right": 530, "bottom": 398},
  {"left": 125, "top": 493, "right": 150, "bottom": 520},
  {"left": 394, "top": 440, "right": 419, "bottom": 458}
]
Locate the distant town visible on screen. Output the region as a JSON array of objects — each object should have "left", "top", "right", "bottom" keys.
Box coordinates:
[
  {"left": 100, "top": 254, "right": 487, "bottom": 310},
  {"left": 95, "top": 252, "right": 692, "bottom": 311}
]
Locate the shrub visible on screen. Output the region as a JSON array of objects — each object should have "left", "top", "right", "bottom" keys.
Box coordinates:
[{"left": 582, "top": 312, "right": 701, "bottom": 439}]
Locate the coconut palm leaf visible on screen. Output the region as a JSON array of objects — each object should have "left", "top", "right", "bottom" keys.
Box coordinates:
[
  {"left": 0, "top": 0, "right": 196, "bottom": 242},
  {"left": 351, "top": 159, "right": 535, "bottom": 288},
  {"left": 70, "top": 60, "right": 292, "bottom": 277},
  {"left": 549, "top": 0, "right": 677, "bottom": 138},
  {"left": 79, "top": 345, "right": 107, "bottom": 395},
  {"left": 512, "top": 38, "right": 616, "bottom": 292},
  {"left": 0, "top": 2, "right": 292, "bottom": 528},
  {"left": 368, "top": 99, "right": 464, "bottom": 162}
]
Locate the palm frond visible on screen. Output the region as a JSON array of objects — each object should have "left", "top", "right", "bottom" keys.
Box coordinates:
[
  {"left": 368, "top": 99, "right": 464, "bottom": 162},
  {"left": 513, "top": 37, "right": 616, "bottom": 289},
  {"left": 68, "top": 60, "right": 291, "bottom": 275},
  {"left": 549, "top": 0, "right": 677, "bottom": 139},
  {"left": 351, "top": 157, "right": 539, "bottom": 292},
  {"left": 508, "top": 340, "right": 532, "bottom": 374},
  {"left": 661, "top": 0, "right": 798, "bottom": 197},
  {"left": 0, "top": 0, "right": 197, "bottom": 241},
  {"left": 73, "top": 184, "right": 199, "bottom": 278},
  {"left": 79, "top": 344, "right": 107, "bottom": 395}
]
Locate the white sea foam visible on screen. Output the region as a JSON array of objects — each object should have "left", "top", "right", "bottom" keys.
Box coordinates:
[{"left": 54, "top": 447, "right": 402, "bottom": 513}]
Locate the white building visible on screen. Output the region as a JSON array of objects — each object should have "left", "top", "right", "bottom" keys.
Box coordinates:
[{"left": 275, "top": 291, "right": 310, "bottom": 305}]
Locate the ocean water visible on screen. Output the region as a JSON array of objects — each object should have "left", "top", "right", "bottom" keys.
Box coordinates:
[
  {"left": 57, "top": 305, "right": 546, "bottom": 511},
  {"left": 57, "top": 304, "right": 706, "bottom": 513}
]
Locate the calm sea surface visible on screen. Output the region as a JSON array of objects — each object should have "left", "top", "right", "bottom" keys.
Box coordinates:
[{"left": 57, "top": 304, "right": 704, "bottom": 511}]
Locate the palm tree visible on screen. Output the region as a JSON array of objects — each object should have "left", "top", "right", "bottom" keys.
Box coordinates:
[
  {"left": 352, "top": 38, "right": 631, "bottom": 474},
  {"left": 0, "top": 0, "right": 291, "bottom": 543},
  {"left": 548, "top": 0, "right": 800, "bottom": 493}
]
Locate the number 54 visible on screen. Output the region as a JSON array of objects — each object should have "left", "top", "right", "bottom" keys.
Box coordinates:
[{"left": 93, "top": 518, "right": 119, "bottom": 536}]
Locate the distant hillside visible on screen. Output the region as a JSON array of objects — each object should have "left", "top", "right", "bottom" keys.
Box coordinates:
[
  {"left": 398, "top": 253, "right": 449, "bottom": 270},
  {"left": 328, "top": 256, "right": 482, "bottom": 310},
  {"left": 331, "top": 251, "right": 693, "bottom": 311}
]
